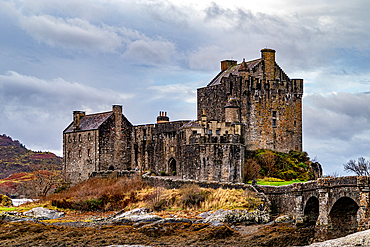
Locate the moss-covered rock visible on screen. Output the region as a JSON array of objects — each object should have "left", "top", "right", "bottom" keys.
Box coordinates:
[{"left": 0, "top": 194, "right": 13, "bottom": 206}]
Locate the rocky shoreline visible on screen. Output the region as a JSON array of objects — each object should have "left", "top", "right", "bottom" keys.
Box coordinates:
[{"left": 0, "top": 207, "right": 319, "bottom": 246}]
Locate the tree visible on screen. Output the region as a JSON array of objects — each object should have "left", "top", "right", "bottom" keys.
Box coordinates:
[
  {"left": 244, "top": 158, "right": 261, "bottom": 183},
  {"left": 19, "top": 167, "right": 63, "bottom": 198},
  {"left": 343, "top": 157, "right": 370, "bottom": 176},
  {"left": 260, "top": 151, "right": 275, "bottom": 176}
]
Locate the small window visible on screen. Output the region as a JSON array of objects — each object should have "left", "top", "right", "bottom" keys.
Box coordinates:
[
  {"left": 225, "top": 130, "right": 229, "bottom": 135},
  {"left": 216, "top": 130, "right": 220, "bottom": 135},
  {"left": 88, "top": 149, "right": 90, "bottom": 157},
  {"left": 192, "top": 131, "right": 197, "bottom": 135},
  {"left": 127, "top": 143, "right": 130, "bottom": 148},
  {"left": 208, "top": 130, "right": 212, "bottom": 135},
  {"left": 272, "top": 111, "right": 277, "bottom": 118},
  {"left": 88, "top": 133, "right": 91, "bottom": 141},
  {"left": 294, "top": 121, "right": 297, "bottom": 127},
  {"left": 272, "top": 119, "right": 277, "bottom": 128},
  {"left": 79, "top": 134, "right": 82, "bottom": 142},
  {"left": 78, "top": 150, "right": 82, "bottom": 158},
  {"left": 68, "top": 136, "right": 72, "bottom": 143},
  {"left": 73, "top": 136, "right": 76, "bottom": 142},
  {"left": 152, "top": 135, "right": 155, "bottom": 141}
]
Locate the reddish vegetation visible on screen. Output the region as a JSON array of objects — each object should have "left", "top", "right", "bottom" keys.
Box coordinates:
[{"left": 30, "top": 153, "right": 56, "bottom": 159}]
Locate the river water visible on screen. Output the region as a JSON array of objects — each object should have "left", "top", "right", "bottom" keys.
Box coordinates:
[{"left": 11, "top": 198, "right": 38, "bottom": 206}]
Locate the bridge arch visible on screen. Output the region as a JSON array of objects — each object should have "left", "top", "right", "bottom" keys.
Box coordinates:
[
  {"left": 303, "top": 196, "right": 319, "bottom": 225},
  {"left": 328, "top": 196, "right": 359, "bottom": 239}
]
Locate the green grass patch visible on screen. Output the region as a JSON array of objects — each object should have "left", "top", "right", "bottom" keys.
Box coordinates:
[
  {"left": 248, "top": 177, "right": 307, "bottom": 186},
  {"left": 0, "top": 207, "right": 16, "bottom": 211}
]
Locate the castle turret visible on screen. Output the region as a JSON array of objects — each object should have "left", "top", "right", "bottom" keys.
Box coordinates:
[
  {"left": 73, "top": 111, "right": 85, "bottom": 131},
  {"left": 157, "top": 111, "right": 169, "bottom": 123},
  {"left": 224, "top": 98, "right": 240, "bottom": 123},
  {"left": 261, "top": 48, "right": 276, "bottom": 81}
]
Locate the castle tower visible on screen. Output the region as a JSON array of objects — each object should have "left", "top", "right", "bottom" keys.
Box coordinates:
[
  {"left": 224, "top": 98, "right": 240, "bottom": 123},
  {"left": 261, "top": 48, "right": 276, "bottom": 81}
]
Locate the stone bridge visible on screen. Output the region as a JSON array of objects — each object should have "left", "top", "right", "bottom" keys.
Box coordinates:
[{"left": 256, "top": 176, "right": 370, "bottom": 240}]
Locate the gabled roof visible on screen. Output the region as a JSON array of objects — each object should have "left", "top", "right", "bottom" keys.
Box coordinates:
[
  {"left": 64, "top": 111, "right": 113, "bottom": 133},
  {"left": 208, "top": 58, "right": 262, "bottom": 86}
]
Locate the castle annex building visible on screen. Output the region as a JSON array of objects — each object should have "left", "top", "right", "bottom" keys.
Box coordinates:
[{"left": 63, "top": 49, "right": 303, "bottom": 184}]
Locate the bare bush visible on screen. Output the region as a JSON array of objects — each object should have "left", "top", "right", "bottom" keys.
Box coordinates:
[
  {"left": 344, "top": 157, "right": 370, "bottom": 176},
  {"left": 260, "top": 150, "right": 275, "bottom": 176},
  {"left": 244, "top": 158, "right": 261, "bottom": 183}
]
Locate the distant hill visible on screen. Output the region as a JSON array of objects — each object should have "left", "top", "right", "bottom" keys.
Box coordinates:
[{"left": 0, "top": 134, "right": 63, "bottom": 196}]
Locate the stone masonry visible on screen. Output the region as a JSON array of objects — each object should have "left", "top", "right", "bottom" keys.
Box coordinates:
[{"left": 63, "top": 48, "right": 303, "bottom": 184}]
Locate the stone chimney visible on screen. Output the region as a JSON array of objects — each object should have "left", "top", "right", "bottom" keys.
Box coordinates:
[
  {"left": 261, "top": 48, "right": 276, "bottom": 81},
  {"left": 221, "top": 60, "right": 237, "bottom": 71},
  {"left": 157, "top": 111, "right": 169, "bottom": 123},
  {"left": 112, "top": 105, "right": 123, "bottom": 168},
  {"left": 73, "top": 111, "right": 85, "bottom": 131}
]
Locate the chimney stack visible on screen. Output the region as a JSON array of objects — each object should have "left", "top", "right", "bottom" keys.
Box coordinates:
[
  {"left": 157, "top": 111, "right": 169, "bottom": 123},
  {"left": 73, "top": 111, "right": 86, "bottom": 131},
  {"left": 261, "top": 48, "right": 276, "bottom": 81},
  {"left": 220, "top": 60, "right": 237, "bottom": 71}
]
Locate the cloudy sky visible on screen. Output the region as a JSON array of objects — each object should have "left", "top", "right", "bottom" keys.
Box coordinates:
[{"left": 1, "top": 0, "right": 370, "bottom": 175}]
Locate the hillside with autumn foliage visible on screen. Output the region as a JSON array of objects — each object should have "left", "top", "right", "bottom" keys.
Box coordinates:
[{"left": 0, "top": 134, "right": 63, "bottom": 197}]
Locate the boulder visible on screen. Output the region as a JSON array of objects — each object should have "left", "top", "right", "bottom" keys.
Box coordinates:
[
  {"left": 0, "top": 194, "right": 13, "bottom": 207},
  {"left": 274, "top": 214, "right": 293, "bottom": 223},
  {"left": 201, "top": 209, "right": 270, "bottom": 224},
  {"left": 23, "top": 207, "right": 65, "bottom": 220},
  {"left": 111, "top": 207, "right": 162, "bottom": 223},
  {"left": 306, "top": 229, "right": 370, "bottom": 246}
]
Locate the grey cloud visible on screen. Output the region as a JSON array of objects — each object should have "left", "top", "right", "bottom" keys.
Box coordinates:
[
  {"left": 0, "top": 71, "right": 133, "bottom": 153},
  {"left": 122, "top": 38, "right": 177, "bottom": 65},
  {"left": 303, "top": 92, "right": 370, "bottom": 175},
  {"left": 18, "top": 15, "right": 122, "bottom": 52}
]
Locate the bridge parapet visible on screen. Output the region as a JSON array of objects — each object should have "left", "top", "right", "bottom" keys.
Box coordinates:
[{"left": 256, "top": 176, "right": 370, "bottom": 241}]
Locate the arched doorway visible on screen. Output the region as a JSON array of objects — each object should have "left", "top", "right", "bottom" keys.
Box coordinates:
[
  {"left": 108, "top": 165, "right": 115, "bottom": 171},
  {"left": 303, "top": 196, "right": 319, "bottom": 225},
  {"left": 169, "top": 158, "right": 176, "bottom": 175},
  {"left": 328, "top": 197, "right": 359, "bottom": 239}
]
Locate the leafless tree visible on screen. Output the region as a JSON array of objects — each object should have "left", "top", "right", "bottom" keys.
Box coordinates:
[
  {"left": 261, "top": 151, "right": 275, "bottom": 176},
  {"left": 343, "top": 157, "right": 370, "bottom": 176},
  {"left": 19, "top": 168, "right": 63, "bottom": 198},
  {"left": 244, "top": 158, "right": 261, "bottom": 182}
]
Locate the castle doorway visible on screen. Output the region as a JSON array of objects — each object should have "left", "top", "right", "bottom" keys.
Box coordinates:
[{"left": 169, "top": 158, "right": 176, "bottom": 175}]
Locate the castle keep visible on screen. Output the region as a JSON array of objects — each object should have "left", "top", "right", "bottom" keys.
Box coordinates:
[{"left": 63, "top": 49, "right": 303, "bottom": 184}]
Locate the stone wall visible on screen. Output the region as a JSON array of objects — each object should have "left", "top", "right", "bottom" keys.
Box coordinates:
[{"left": 63, "top": 130, "right": 99, "bottom": 183}]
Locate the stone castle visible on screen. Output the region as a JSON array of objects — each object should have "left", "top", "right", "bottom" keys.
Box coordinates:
[{"left": 63, "top": 49, "right": 303, "bottom": 184}]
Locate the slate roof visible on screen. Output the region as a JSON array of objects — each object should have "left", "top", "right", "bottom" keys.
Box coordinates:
[
  {"left": 180, "top": 121, "right": 203, "bottom": 129},
  {"left": 64, "top": 111, "right": 113, "bottom": 133},
  {"left": 208, "top": 58, "right": 262, "bottom": 86}
]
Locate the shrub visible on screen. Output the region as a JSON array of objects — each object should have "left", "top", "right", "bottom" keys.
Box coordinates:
[
  {"left": 47, "top": 177, "right": 147, "bottom": 211},
  {"left": 172, "top": 171, "right": 176, "bottom": 176},
  {"left": 159, "top": 171, "right": 167, "bottom": 176},
  {"left": 179, "top": 184, "right": 209, "bottom": 209}
]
